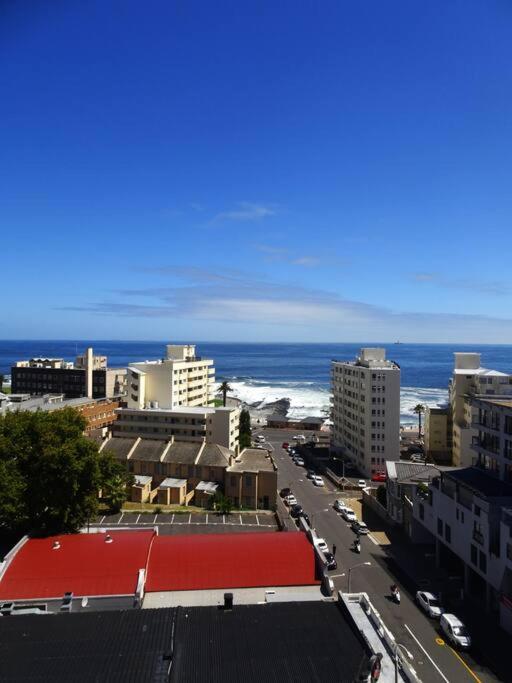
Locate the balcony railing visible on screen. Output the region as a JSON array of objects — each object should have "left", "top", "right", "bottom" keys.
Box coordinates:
[{"left": 472, "top": 528, "right": 484, "bottom": 545}]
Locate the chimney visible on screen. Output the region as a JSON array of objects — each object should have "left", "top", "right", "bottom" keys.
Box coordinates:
[{"left": 85, "top": 347, "right": 94, "bottom": 398}]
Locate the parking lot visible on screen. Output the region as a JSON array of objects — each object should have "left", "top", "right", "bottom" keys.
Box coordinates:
[{"left": 90, "top": 511, "right": 278, "bottom": 535}]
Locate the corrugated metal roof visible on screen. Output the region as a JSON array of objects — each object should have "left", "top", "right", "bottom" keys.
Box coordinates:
[
  {"left": 146, "top": 532, "right": 319, "bottom": 593},
  {"left": 102, "top": 437, "right": 137, "bottom": 460},
  {"left": 0, "top": 531, "right": 155, "bottom": 601}
]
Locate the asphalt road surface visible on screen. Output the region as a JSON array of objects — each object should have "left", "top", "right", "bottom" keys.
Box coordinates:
[{"left": 257, "top": 427, "right": 498, "bottom": 683}]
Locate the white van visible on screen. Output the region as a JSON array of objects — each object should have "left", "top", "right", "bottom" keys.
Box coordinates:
[{"left": 440, "top": 613, "right": 471, "bottom": 649}]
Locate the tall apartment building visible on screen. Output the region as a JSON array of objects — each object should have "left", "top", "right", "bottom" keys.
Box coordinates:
[
  {"left": 412, "top": 396, "right": 512, "bottom": 634},
  {"left": 127, "top": 344, "right": 215, "bottom": 410},
  {"left": 331, "top": 348, "right": 400, "bottom": 478},
  {"left": 425, "top": 353, "right": 512, "bottom": 467},
  {"left": 11, "top": 347, "right": 126, "bottom": 399},
  {"left": 424, "top": 405, "right": 451, "bottom": 464},
  {"left": 113, "top": 405, "right": 240, "bottom": 452}
]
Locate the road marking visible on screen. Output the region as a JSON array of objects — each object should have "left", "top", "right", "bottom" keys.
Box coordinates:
[
  {"left": 404, "top": 624, "right": 450, "bottom": 683},
  {"left": 135, "top": 514, "right": 141, "bottom": 524},
  {"left": 256, "top": 515, "right": 260, "bottom": 525},
  {"left": 447, "top": 646, "right": 482, "bottom": 683},
  {"left": 99, "top": 515, "right": 105, "bottom": 524},
  {"left": 223, "top": 514, "right": 226, "bottom": 524},
  {"left": 118, "top": 513, "right": 124, "bottom": 524},
  {"left": 330, "top": 573, "right": 345, "bottom": 578},
  {"left": 368, "top": 534, "right": 379, "bottom": 545},
  {"left": 153, "top": 514, "right": 158, "bottom": 524},
  {"left": 436, "top": 638, "right": 445, "bottom": 646},
  {"left": 171, "top": 514, "right": 175, "bottom": 524},
  {"left": 188, "top": 513, "right": 192, "bottom": 524}
]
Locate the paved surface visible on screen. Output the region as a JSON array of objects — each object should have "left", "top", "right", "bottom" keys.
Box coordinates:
[
  {"left": 91, "top": 511, "right": 278, "bottom": 535},
  {"left": 261, "top": 427, "right": 499, "bottom": 683}
]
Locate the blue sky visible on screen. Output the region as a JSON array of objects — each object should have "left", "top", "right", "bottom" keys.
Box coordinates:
[{"left": 1, "top": 0, "right": 512, "bottom": 342}]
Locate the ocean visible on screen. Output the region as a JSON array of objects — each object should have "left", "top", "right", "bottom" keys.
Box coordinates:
[{"left": 2, "top": 341, "right": 512, "bottom": 423}]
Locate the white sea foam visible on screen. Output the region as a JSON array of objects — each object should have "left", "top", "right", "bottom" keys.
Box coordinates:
[{"left": 218, "top": 379, "right": 448, "bottom": 422}]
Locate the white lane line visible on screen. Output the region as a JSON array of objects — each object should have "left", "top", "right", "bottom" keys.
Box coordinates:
[
  {"left": 99, "top": 515, "right": 105, "bottom": 524},
  {"left": 404, "top": 624, "right": 450, "bottom": 683},
  {"left": 223, "top": 514, "right": 226, "bottom": 524},
  {"left": 256, "top": 515, "right": 260, "bottom": 525},
  {"left": 188, "top": 513, "right": 192, "bottom": 524},
  {"left": 153, "top": 514, "right": 158, "bottom": 524},
  {"left": 118, "top": 513, "right": 124, "bottom": 524},
  {"left": 135, "top": 514, "right": 141, "bottom": 524},
  {"left": 171, "top": 514, "right": 175, "bottom": 524},
  {"left": 206, "top": 513, "right": 208, "bottom": 524},
  {"left": 368, "top": 534, "right": 379, "bottom": 545},
  {"left": 239, "top": 514, "right": 243, "bottom": 525}
]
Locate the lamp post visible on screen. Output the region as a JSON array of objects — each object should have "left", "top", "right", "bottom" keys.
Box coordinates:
[
  {"left": 393, "top": 642, "right": 413, "bottom": 683},
  {"left": 347, "top": 561, "right": 371, "bottom": 592}
]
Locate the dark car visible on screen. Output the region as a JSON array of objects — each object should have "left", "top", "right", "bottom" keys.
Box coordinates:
[
  {"left": 323, "top": 552, "right": 337, "bottom": 570},
  {"left": 282, "top": 442, "right": 289, "bottom": 449},
  {"left": 290, "top": 504, "right": 304, "bottom": 518},
  {"left": 280, "top": 487, "right": 291, "bottom": 498},
  {"left": 306, "top": 469, "right": 315, "bottom": 479}
]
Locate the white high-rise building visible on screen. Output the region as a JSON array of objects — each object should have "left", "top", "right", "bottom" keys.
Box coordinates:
[
  {"left": 127, "top": 344, "right": 215, "bottom": 410},
  {"left": 331, "top": 348, "right": 400, "bottom": 477}
]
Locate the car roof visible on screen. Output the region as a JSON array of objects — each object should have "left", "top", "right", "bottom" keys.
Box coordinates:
[
  {"left": 421, "top": 591, "right": 437, "bottom": 600},
  {"left": 442, "top": 613, "right": 463, "bottom": 626}
]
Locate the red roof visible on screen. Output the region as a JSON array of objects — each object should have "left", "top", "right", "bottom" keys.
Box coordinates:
[
  {"left": 0, "top": 530, "right": 155, "bottom": 600},
  {"left": 145, "top": 531, "right": 319, "bottom": 593}
]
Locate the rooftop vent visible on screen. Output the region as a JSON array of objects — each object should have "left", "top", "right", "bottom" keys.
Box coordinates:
[
  {"left": 52, "top": 541, "right": 61, "bottom": 550},
  {"left": 105, "top": 534, "right": 113, "bottom": 544}
]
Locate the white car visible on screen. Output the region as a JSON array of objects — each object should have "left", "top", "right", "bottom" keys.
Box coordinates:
[
  {"left": 312, "top": 475, "right": 325, "bottom": 486},
  {"left": 357, "top": 479, "right": 366, "bottom": 489},
  {"left": 440, "top": 613, "right": 471, "bottom": 649},
  {"left": 416, "top": 591, "right": 444, "bottom": 618},
  {"left": 293, "top": 434, "right": 306, "bottom": 441},
  {"left": 333, "top": 499, "right": 348, "bottom": 513},
  {"left": 255, "top": 435, "right": 265, "bottom": 443},
  {"left": 284, "top": 495, "right": 298, "bottom": 507},
  {"left": 314, "top": 538, "right": 329, "bottom": 554},
  {"left": 342, "top": 508, "right": 357, "bottom": 522},
  {"left": 351, "top": 520, "right": 369, "bottom": 535},
  {"left": 294, "top": 457, "right": 305, "bottom": 466}
]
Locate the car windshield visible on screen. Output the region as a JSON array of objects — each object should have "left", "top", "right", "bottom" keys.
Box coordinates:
[
  {"left": 453, "top": 626, "right": 469, "bottom": 637},
  {"left": 428, "top": 598, "right": 440, "bottom": 607}
]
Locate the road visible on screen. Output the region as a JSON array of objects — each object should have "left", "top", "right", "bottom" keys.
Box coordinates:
[{"left": 258, "top": 428, "right": 498, "bottom": 683}]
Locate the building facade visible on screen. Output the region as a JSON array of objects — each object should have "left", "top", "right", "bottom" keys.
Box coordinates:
[
  {"left": 127, "top": 344, "right": 215, "bottom": 410},
  {"left": 113, "top": 405, "right": 240, "bottom": 452},
  {"left": 11, "top": 347, "right": 126, "bottom": 399},
  {"left": 331, "top": 348, "right": 400, "bottom": 478},
  {"left": 424, "top": 405, "right": 451, "bottom": 464}
]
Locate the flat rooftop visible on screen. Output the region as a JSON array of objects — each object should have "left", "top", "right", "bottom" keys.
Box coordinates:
[
  {"left": 228, "top": 448, "right": 275, "bottom": 472},
  {"left": 446, "top": 467, "right": 512, "bottom": 499}
]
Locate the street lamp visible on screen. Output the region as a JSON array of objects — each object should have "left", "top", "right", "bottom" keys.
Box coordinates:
[
  {"left": 393, "top": 642, "right": 413, "bottom": 683},
  {"left": 347, "top": 561, "right": 371, "bottom": 592}
]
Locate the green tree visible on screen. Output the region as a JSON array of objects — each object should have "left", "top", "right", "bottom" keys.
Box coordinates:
[
  {"left": 218, "top": 381, "right": 232, "bottom": 407},
  {"left": 0, "top": 407, "right": 127, "bottom": 536},
  {"left": 413, "top": 404, "right": 425, "bottom": 435},
  {"left": 0, "top": 374, "right": 4, "bottom": 389},
  {"left": 99, "top": 452, "right": 133, "bottom": 513},
  {"left": 239, "top": 408, "right": 251, "bottom": 449}
]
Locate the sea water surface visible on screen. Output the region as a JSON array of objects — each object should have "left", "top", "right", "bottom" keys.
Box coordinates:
[{"left": 2, "top": 341, "right": 512, "bottom": 422}]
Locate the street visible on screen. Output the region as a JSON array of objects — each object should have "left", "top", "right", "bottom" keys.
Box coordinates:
[{"left": 258, "top": 428, "right": 497, "bottom": 683}]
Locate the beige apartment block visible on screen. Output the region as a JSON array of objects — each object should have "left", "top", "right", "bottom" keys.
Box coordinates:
[
  {"left": 113, "top": 405, "right": 240, "bottom": 452},
  {"left": 127, "top": 344, "right": 215, "bottom": 410},
  {"left": 331, "top": 348, "right": 400, "bottom": 478},
  {"left": 424, "top": 406, "right": 451, "bottom": 464},
  {"left": 449, "top": 353, "right": 512, "bottom": 467}
]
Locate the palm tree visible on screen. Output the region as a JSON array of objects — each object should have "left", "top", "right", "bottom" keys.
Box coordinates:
[
  {"left": 413, "top": 404, "right": 425, "bottom": 435},
  {"left": 218, "top": 381, "right": 232, "bottom": 407}
]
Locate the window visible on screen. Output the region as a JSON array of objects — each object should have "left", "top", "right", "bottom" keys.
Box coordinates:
[
  {"left": 474, "top": 504, "right": 481, "bottom": 517},
  {"left": 245, "top": 475, "right": 252, "bottom": 487},
  {"left": 437, "top": 517, "right": 443, "bottom": 535},
  {"left": 479, "top": 551, "right": 487, "bottom": 574},
  {"left": 445, "top": 524, "right": 451, "bottom": 543},
  {"left": 470, "top": 545, "right": 477, "bottom": 565},
  {"left": 419, "top": 504, "right": 424, "bottom": 520}
]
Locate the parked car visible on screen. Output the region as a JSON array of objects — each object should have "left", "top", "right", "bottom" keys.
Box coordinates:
[
  {"left": 255, "top": 434, "right": 265, "bottom": 443},
  {"left": 371, "top": 473, "right": 387, "bottom": 482},
  {"left": 357, "top": 479, "right": 366, "bottom": 489},
  {"left": 294, "top": 457, "right": 305, "bottom": 466},
  {"left": 333, "top": 499, "right": 348, "bottom": 513},
  {"left": 416, "top": 591, "right": 444, "bottom": 619},
  {"left": 306, "top": 469, "right": 315, "bottom": 479},
  {"left": 351, "top": 521, "right": 369, "bottom": 535},
  {"left": 312, "top": 475, "right": 325, "bottom": 487},
  {"left": 440, "top": 613, "right": 471, "bottom": 649},
  {"left": 290, "top": 504, "right": 304, "bottom": 518},
  {"left": 282, "top": 442, "right": 289, "bottom": 449},
  {"left": 314, "top": 538, "right": 329, "bottom": 554},
  {"left": 299, "top": 512, "right": 311, "bottom": 526},
  {"left": 341, "top": 507, "right": 356, "bottom": 522},
  {"left": 293, "top": 434, "right": 306, "bottom": 441},
  {"left": 323, "top": 551, "right": 337, "bottom": 570},
  {"left": 280, "top": 487, "right": 291, "bottom": 498},
  {"left": 289, "top": 448, "right": 297, "bottom": 456},
  {"left": 284, "top": 495, "right": 298, "bottom": 507}
]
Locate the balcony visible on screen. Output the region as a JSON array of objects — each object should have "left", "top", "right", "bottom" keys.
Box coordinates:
[{"left": 472, "top": 528, "right": 484, "bottom": 545}]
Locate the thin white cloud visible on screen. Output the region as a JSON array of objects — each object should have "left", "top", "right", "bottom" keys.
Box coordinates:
[
  {"left": 212, "top": 202, "right": 276, "bottom": 223},
  {"left": 412, "top": 272, "right": 510, "bottom": 295}
]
